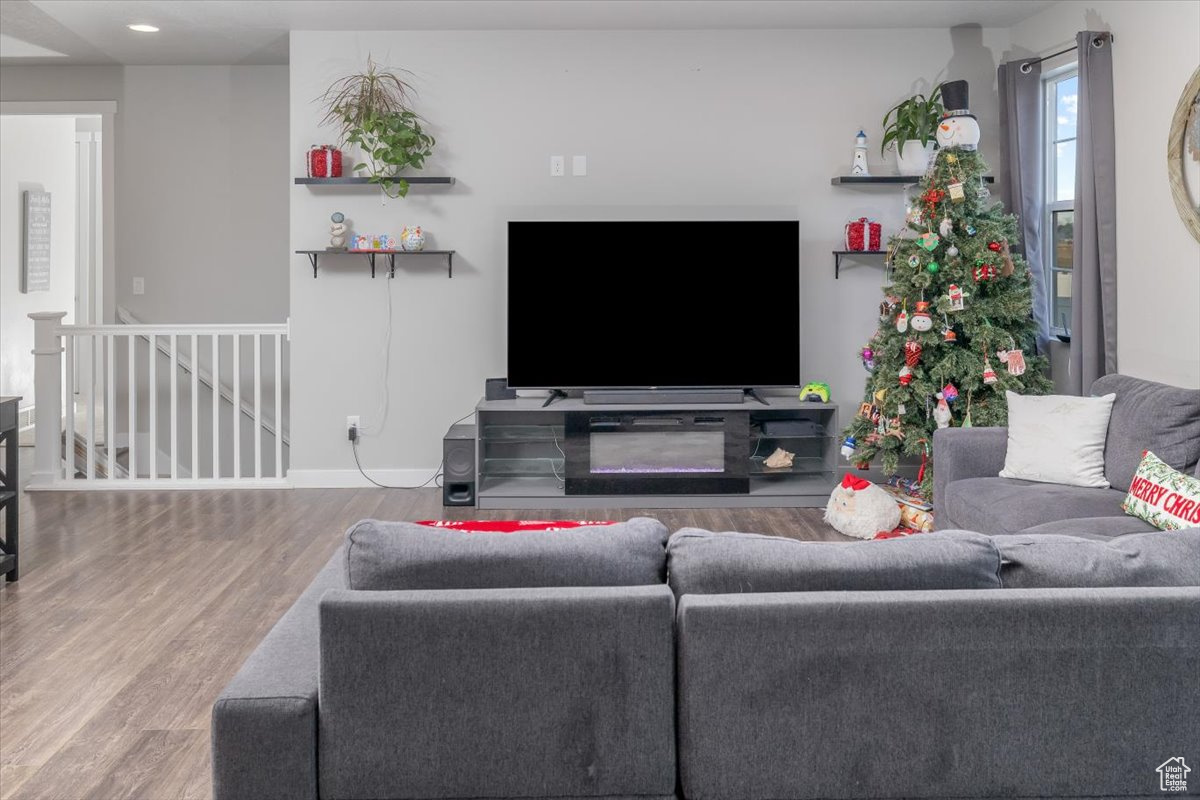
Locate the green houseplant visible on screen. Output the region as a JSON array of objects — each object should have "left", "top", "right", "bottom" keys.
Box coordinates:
[
  {"left": 319, "top": 59, "right": 436, "bottom": 198},
  {"left": 880, "top": 86, "right": 944, "bottom": 175}
]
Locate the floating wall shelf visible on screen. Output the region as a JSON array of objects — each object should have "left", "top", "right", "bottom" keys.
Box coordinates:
[
  {"left": 830, "top": 175, "right": 995, "bottom": 186},
  {"left": 833, "top": 250, "right": 887, "bottom": 279},
  {"left": 296, "top": 249, "right": 455, "bottom": 279},
  {"left": 294, "top": 176, "right": 455, "bottom": 186}
]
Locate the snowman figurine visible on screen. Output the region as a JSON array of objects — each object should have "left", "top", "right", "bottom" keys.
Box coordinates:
[
  {"left": 328, "top": 212, "right": 348, "bottom": 251},
  {"left": 935, "top": 80, "right": 981, "bottom": 151}
]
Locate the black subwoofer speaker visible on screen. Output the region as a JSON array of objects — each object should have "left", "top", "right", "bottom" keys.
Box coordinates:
[{"left": 442, "top": 423, "right": 477, "bottom": 506}]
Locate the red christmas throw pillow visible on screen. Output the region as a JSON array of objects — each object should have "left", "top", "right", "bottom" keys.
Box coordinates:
[{"left": 1122, "top": 450, "right": 1200, "bottom": 530}]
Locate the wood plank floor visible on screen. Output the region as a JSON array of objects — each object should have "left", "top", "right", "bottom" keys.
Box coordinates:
[{"left": 0, "top": 480, "right": 846, "bottom": 800}]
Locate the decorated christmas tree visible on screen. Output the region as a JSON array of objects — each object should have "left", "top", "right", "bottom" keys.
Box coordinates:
[{"left": 842, "top": 80, "right": 1051, "bottom": 498}]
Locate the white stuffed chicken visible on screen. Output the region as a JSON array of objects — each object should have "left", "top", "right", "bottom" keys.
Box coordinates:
[
  {"left": 824, "top": 473, "right": 901, "bottom": 540},
  {"left": 935, "top": 80, "right": 980, "bottom": 150}
]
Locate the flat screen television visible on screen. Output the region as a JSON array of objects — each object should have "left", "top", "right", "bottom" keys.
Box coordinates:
[{"left": 507, "top": 220, "right": 800, "bottom": 389}]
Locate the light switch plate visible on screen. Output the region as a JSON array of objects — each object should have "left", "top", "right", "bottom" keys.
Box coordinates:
[
  {"left": 132, "top": 277, "right": 145, "bottom": 295},
  {"left": 572, "top": 155, "right": 587, "bottom": 176}
]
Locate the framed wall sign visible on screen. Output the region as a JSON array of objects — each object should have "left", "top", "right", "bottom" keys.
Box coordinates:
[{"left": 22, "top": 190, "right": 51, "bottom": 293}]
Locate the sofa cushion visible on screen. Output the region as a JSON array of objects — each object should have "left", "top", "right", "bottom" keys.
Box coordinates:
[
  {"left": 999, "top": 391, "right": 1115, "bottom": 488},
  {"left": 1091, "top": 374, "right": 1200, "bottom": 491},
  {"left": 666, "top": 529, "right": 1000, "bottom": 596},
  {"left": 1019, "top": 516, "right": 1158, "bottom": 540},
  {"left": 943, "top": 477, "right": 1127, "bottom": 536},
  {"left": 345, "top": 516, "right": 669, "bottom": 590},
  {"left": 997, "top": 529, "right": 1200, "bottom": 588}
]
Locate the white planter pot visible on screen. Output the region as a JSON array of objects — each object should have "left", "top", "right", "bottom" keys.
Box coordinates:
[{"left": 895, "top": 140, "right": 934, "bottom": 175}]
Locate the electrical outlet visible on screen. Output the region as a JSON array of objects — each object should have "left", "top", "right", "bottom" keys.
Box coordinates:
[
  {"left": 132, "top": 277, "right": 145, "bottom": 295},
  {"left": 572, "top": 155, "right": 587, "bottom": 176},
  {"left": 550, "top": 155, "right": 565, "bottom": 177}
]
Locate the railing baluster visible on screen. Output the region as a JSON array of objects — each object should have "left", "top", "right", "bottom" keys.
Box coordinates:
[
  {"left": 170, "top": 334, "right": 178, "bottom": 480},
  {"left": 191, "top": 333, "right": 199, "bottom": 481},
  {"left": 274, "top": 334, "right": 283, "bottom": 479},
  {"left": 128, "top": 334, "right": 136, "bottom": 480},
  {"left": 64, "top": 332, "right": 75, "bottom": 480},
  {"left": 212, "top": 334, "right": 220, "bottom": 479},
  {"left": 149, "top": 335, "right": 157, "bottom": 480},
  {"left": 233, "top": 334, "right": 241, "bottom": 480},
  {"left": 254, "top": 333, "right": 262, "bottom": 479},
  {"left": 106, "top": 334, "right": 115, "bottom": 479},
  {"left": 86, "top": 334, "right": 96, "bottom": 480}
]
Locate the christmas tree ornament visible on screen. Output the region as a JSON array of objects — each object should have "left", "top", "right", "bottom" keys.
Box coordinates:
[
  {"left": 982, "top": 358, "right": 998, "bottom": 385},
  {"left": 941, "top": 382, "right": 959, "bottom": 403},
  {"left": 910, "top": 300, "right": 933, "bottom": 332},
  {"left": 943, "top": 326, "right": 957, "bottom": 342},
  {"left": 1000, "top": 239, "right": 1015, "bottom": 277},
  {"left": 926, "top": 261, "right": 940, "bottom": 274},
  {"left": 874, "top": 389, "right": 887, "bottom": 405},
  {"left": 898, "top": 365, "right": 914, "bottom": 386},
  {"left": 907, "top": 254, "right": 921, "bottom": 269},
  {"left": 947, "top": 181, "right": 966, "bottom": 202},
  {"left": 933, "top": 393, "right": 952, "bottom": 429},
  {"left": 921, "top": 188, "right": 946, "bottom": 215},
  {"left": 860, "top": 346, "right": 876, "bottom": 372},
  {"left": 840, "top": 435, "right": 857, "bottom": 459},
  {"left": 858, "top": 402, "right": 874, "bottom": 419},
  {"left": 879, "top": 295, "right": 899, "bottom": 321},
  {"left": 947, "top": 245, "right": 959, "bottom": 257},
  {"left": 897, "top": 403, "right": 906, "bottom": 414},
  {"left": 851, "top": 130, "right": 870, "bottom": 176},
  {"left": 856, "top": 461, "right": 871, "bottom": 471},
  {"left": 988, "top": 241, "right": 1003, "bottom": 252},
  {"left": 935, "top": 80, "right": 981, "bottom": 150},
  {"left": 973, "top": 263, "right": 998, "bottom": 282},
  {"left": 938, "top": 216, "right": 954, "bottom": 237},
  {"left": 961, "top": 391, "right": 973, "bottom": 427},
  {"left": 904, "top": 339, "right": 922, "bottom": 367},
  {"left": 886, "top": 418, "right": 905, "bottom": 440},
  {"left": 896, "top": 306, "right": 909, "bottom": 333},
  {"left": 997, "top": 346, "right": 1027, "bottom": 376},
  {"left": 966, "top": 224, "right": 977, "bottom": 236},
  {"left": 946, "top": 153, "right": 958, "bottom": 164},
  {"left": 947, "top": 283, "right": 965, "bottom": 311},
  {"left": 918, "top": 231, "right": 940, "bottom": 251}
]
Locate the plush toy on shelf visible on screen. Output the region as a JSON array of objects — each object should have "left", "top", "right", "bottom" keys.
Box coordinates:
[{"left": 823, "top": 473, "right": 902, "bottom": 540}]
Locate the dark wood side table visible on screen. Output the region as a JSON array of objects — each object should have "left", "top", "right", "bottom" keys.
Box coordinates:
[{"left": 0, "top": 396, "right": 20, "bottom": 581}]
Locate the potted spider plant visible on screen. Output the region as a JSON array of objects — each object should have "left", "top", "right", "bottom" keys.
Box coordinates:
[
  {"left": 319, "top": 58, "right": 436, "bottom": 198},
  {"left": 880, "top": 86, "right": 943, "bottom": 175}
]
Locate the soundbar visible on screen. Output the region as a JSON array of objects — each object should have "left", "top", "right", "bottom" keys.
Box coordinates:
[{"left": 582, "top": 389, "right": 746, "bottom": 405}]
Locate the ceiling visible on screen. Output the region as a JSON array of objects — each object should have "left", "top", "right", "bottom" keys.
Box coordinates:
[{"left": 0, "top": 0, "right": 1057, "bottom": 66}]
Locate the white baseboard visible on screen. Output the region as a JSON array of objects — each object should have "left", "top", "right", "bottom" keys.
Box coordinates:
[{"left": 287, "top": 468, "right": 441, "bottom": 489}]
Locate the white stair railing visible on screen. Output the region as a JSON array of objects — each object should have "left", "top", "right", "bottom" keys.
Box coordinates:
[{"left": 28, "top": 312, "right": 289, "bottom": 490}]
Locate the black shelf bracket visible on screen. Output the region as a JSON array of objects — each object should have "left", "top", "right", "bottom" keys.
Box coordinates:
[
  {"left": 833, "top": 250, "right": 887, "bottom": 279},
  {"left": 298, "top": 250, "right": 455, "bottom": 279}
]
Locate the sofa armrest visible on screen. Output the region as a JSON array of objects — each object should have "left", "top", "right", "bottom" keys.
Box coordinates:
[
  {"left": 211, "top": 549, "right": 343, "bottom": 800},
  {"left": 933, "top": 426, "right": 1008, "bottom": 527}
]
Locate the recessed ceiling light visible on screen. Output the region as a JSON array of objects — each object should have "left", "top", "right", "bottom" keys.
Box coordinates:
[{"left": 127, "top": 23, "right": 159, "bottom": 33}]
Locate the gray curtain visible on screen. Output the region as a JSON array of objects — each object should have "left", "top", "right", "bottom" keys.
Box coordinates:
[
  {"left": 1070, "top": 31, "right": 1118, "bottom": 394},
  {"left": 997, "top": 58, "right": 1049, "bottom": 353}
]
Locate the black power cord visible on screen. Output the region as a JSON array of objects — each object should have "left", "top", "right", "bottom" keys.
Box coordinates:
[{"left": 349, "top": 410, "right": 475, "bottom": 490}]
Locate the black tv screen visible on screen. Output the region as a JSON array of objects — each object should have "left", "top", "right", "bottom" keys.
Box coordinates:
[{"left": 507, "top": 220, "right": 800, "bottom": 389}]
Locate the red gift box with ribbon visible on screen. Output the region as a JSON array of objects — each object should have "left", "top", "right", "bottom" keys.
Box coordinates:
[
  {"left": 307, "top": 145, "right": 343, "bottom": 178},
  {"left": 844, "top": 217, "right": 882, "bottom": 251}
]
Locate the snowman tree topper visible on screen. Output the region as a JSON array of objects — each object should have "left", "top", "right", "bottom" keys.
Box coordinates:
[{"left": 935, "top": 80, "right": 980, "bottom": 150}]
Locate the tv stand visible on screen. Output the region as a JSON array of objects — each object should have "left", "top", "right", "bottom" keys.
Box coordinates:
[{"left": 470, "top": 395, "right": 838, "bottom": 509}]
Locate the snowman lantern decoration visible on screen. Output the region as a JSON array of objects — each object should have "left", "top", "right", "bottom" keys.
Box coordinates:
[
  {"left": 911, "top": 300, "right": 934, "bottom": 332},
  {"left": 935, "top": 80, "right": 980, "bottom": 151}
]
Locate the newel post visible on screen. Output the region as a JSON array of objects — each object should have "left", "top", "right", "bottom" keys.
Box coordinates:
[{"left": 28, "top": 312, "right": 68, "bottom": 487}]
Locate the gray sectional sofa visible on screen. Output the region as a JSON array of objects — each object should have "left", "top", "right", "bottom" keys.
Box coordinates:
[
  {"left": 934, "top": 374, "right": 1200, "bottom": 538},
  {"left": 213, "top": 517, "right": 1200, "bottom": 800}
]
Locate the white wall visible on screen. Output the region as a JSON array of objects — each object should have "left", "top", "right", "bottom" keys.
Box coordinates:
[
  {"left": 0, "top": 65, "right": 290, "bottom": 325},
  {"left": 289, "top": 28, "right": 1011, "bottom": 482},
  {"left": 1010, "top": 0, "right": 1200, "bottom": 389},
  {"left": 0, "top": 115, "right": 76, "bottom": 407}
]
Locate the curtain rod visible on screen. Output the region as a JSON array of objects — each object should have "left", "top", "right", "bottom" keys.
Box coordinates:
[{"left": 1019, "top": 33, "right": 1113, "bottom": 74}]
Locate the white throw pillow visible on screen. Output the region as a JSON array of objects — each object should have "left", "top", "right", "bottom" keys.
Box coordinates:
[{"left": 999, "top": 391, "right": 1116, "bottom": 488}]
